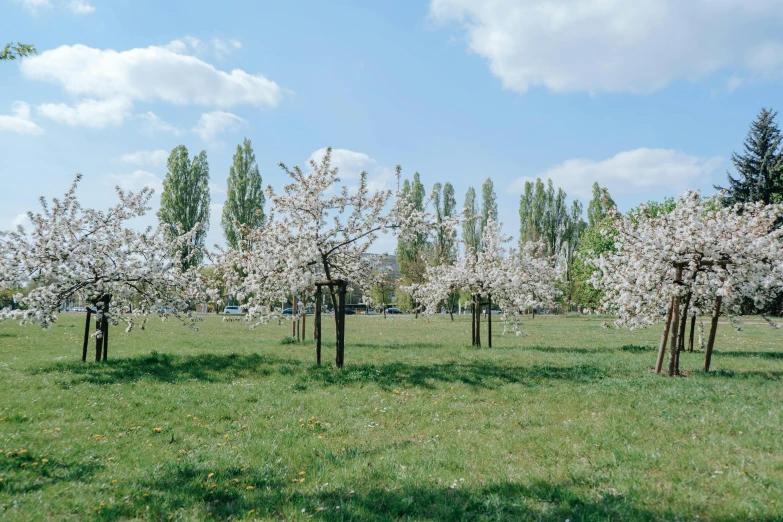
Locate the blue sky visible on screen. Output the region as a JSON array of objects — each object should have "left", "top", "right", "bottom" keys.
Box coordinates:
[{"left": 2, "top": 0, "right": 783, "bottom": 254}]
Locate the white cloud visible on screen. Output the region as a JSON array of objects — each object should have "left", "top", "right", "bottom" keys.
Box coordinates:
[
  {"left": 430, "top": 0, "right": 783, "bottom": 94},
  {"left": 13, "top": 0, "right": 52, "bottom": 14},
  {"left": 21, "top": 43, "right": 283, "bottom": 108},
  {"left": 193, "top": 111, "right": 246, "bottom": 140},
  {"left": 37, "top": 98, "right": 132, "bottom": 128},
  {"left": 212, "top": 38, "right": 242, "bottom": 58},
  {"left": 137, "top": 111, "right": 181, "bottom": 135},
  {"left": 0, "top": 102, "right": 44, "bottom": 135},
  {"left": 67, "top": 0, "right": 94, "bottom": 14},
  {"left": 107, "top": 170, "right": 163, "bottom": 194},
  {"left": 163, "top": 36, "right": 203, "bottom": 55},
  {"left": 308, "top": 148, "right": 377, "bottom": 180},
  {"left": 119, "top": 149, "right": 169, "bottom": 168},
  {"left": 209, "top": 182, "right": 226, "bottom": 195},
  {"left": 308, "top": 147, "right": 396, "bottom": 192},
  {"left": 511, "top": 148, "right": 723, "bottom": 200},
  {"left": 11, "top": 213, "right": 32, "bottom": 230}
]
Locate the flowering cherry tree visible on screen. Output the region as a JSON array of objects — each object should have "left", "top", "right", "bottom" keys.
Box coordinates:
[
  {"left": 408, "top": 219, "right": 561, "bottom": 346},
  {"left": 0, "top": 175, "right": 206, "bottom": 361},
  {"left": 213, "top": 148, "right": 441, "bottom": 367},
  {"left": 592, "top": 191, "right": 783, "bottom": 375}
]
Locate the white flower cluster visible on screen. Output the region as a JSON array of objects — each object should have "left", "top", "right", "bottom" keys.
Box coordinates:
[
  {"left": 211, "top": 148, "right": 444, "bottom": 325},
  {"left": 592, "top": 191, "right": 783, "bottom": 329},
  {"left": 0, "top": 175, "right": 206, "bottom": 334},
  {"left": 406, "top": 219, "right": 562, "bottom": 326}
]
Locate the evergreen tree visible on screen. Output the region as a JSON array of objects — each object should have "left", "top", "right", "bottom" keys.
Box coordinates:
[
  {"left": 715, "top": 108, "right": 783, "bottom": 205},
  {"left": 462, "top": 187, "right": 481, "bottom": 254},
  {"left": 158, "top": 145, "right": 210, "bottom": 269},
  {"left": 221, "top": 138, "right": 265, "bottom": 251}
]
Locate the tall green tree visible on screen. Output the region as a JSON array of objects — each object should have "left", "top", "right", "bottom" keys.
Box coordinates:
[
  {"left": 221, "top": 138, "right": 265, "bottom": 250},
  {"left": 158, "top": 145, "right": 210, "bottom": 269},
  {"left": 480, "top": 177, "right": 498, "bottom": 246},
  {"left": 395, "top": 174, "right": 429, "bottom": 311},
  {"left": 1, "top": 42, "right": 36, "bottom": 61},
  {"left": 462, "top": 187, "right": 481, "bottom": 254},
  {"left": 587, "top": 182, "right": 616, "bottom": 228},
  {"left": 432, "top": 182, "right": 457, "bottom": 263},
  {"left": 715, "top": 108, "right": 783, "bottom": 206}
]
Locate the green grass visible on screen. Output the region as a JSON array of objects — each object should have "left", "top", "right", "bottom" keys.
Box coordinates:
[{"left": 1, "top": 312, "right": 782, "bottom": 521}]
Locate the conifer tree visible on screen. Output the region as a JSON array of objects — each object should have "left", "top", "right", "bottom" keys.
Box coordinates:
[{"left": 715, "top": 108, "right": 783, "bottom": 206}]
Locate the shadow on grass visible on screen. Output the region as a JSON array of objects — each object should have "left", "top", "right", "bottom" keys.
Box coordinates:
[
  {"left": 33, "top": 351, "right": 302, "bottom": 386},
  {"left": 712, "top": 350, "right": 783, "bottom": 360},
  {"left": 301, "top": 361, "right": 606, "bottom": 389},
  {"left": 32, "top": 351, "right": 607, "bottom": 390},
  {"left": 701, "top": 368, "right": 783, "bottom": 380},
  {"left": 88, "top": 458, "right": 743, "bottom": 522},
  {"left": 0, "top": 448, "right": 103, "bottom": 495}
]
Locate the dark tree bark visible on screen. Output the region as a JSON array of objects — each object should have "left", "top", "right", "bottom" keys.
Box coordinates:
[
  {"left": 704, "top": 296, "right": 723, "bottom": 372},
  {"left": 655, "top": 297, "right": 674, "bottom": 374}
]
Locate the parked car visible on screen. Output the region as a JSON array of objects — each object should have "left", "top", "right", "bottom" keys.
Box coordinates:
[
  {"left": 282, "top": 308, "right": 293, "bottom": 315},
  {"left": 224, "top": 306, "right": 243, "bottom": 315},
  {"left": 385, "top": 307, "right": 402, "bottom": 314}
]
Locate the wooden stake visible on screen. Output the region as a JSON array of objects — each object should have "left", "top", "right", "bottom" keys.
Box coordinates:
[
  {"left": 487, "top": 295, "right": 492, "bottom": 349},
  {"left": 688, "top": 314, "right": 696, "bottom": 352},
  {"left": 101, "top": 295, "right": 110, "bottom": 362},
  {"left": 315, "top": 287, "right": 322, "bottom": 365},
  {"left": 667, "top": 267, "right": 682, "bottom": 376},
  {"left": 704, "top": 296, "right": 722, "bottom": 372},
  {"left": 655, "top": 297, "right": 674, "bottom": 374},
  {"left": 336, "top": 283, "right": 346, "bottom": 368},
  {"left": 471, "top": 294, "right": 476, "bottom": 345},
  {"left": 301, "top": 297, "right": 306, "bottom": 342},
  {"left": 82, "top": 308, "right": 92, "bottom": 362},
  {"left": 475, "top": 295, "right": 481, "bottom": 348},
  {"left": 677, "top": 291, "right": 692, "bottom": 352}
]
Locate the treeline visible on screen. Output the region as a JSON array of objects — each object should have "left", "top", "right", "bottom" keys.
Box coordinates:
[{"left": 157, "top": 107, "right": 783, "bottom": 314}]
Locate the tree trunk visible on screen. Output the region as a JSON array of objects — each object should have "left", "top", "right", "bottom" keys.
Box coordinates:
[
  {"left": 704, "top": 296, "right": 722, "bottom": 372},
  {"left": 667, "top": 267, "right": 683, "bottom": 376},
  {"left": 655, "top": 297, "right": 674, "bottom": 374},
  {"left": 688, "top": 314, "right": 696, "bottom": 352}
]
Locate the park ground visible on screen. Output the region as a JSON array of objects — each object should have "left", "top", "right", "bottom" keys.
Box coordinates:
[{"left": 0, "top": 313, "right": 782, "bottom": 521}]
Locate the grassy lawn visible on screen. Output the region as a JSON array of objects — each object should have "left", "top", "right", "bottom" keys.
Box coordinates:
[{"left": 1, "top": 312, "right": 782, "bottom": 521}]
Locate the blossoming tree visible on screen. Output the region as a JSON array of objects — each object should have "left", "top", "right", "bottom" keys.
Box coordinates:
[
  {"left": 592, "top": 191, "right": 783, "bottom": 375},
  {"left": 213, "top": 148, "right": 439, "bottom": 367},
  {"left": 408, "top": 219, "right": 561, "bottom": 346},
  {"left": 0, "top": 175, "right": 206, "bottom": 361}
]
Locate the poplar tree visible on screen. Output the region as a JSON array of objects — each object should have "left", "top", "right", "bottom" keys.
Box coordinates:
[
  {"left": 587, "top": 182, "right": 616, "bottom": 228},
  {"left": 462, "top": 187, "right": 481, "bottom": 254},
  {"left": 433, "top": 182, "right": 457, "bottom": 263},
  {"left": 221, "top": 138, "right": 265, "bottom": 250},
  {"left": 158, "top": 145, "right": 210, "bottom": 269},
  {"left": 480, "top": 177, "right": 498, "bottom": 246}
]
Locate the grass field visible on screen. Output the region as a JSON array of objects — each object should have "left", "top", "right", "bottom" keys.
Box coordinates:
[{"left": 1, "top": 312, "right": 782, "bottom": 521}]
